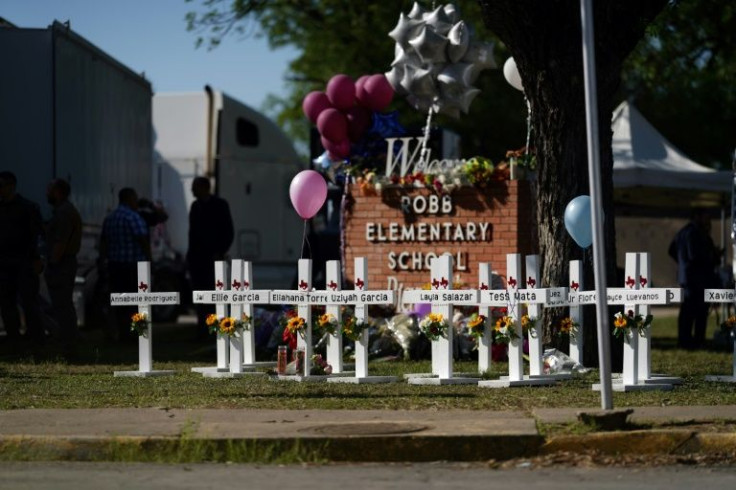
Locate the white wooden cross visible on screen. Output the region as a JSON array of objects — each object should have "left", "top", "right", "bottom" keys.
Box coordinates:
[
  {"left": 328, "top": 257, "right": 397, "bottom": 384},
  {"left": 585, "top": 252, "right": 680, "bottom": 392},
  {"left": 193, "top": 259, "right": 272, "bottom": 378},
  {"left": 402, "top": 254, "right": 480, "bottom": 385},
  {"left": 190, "top": 261, "right": 231, "bottom": 374},
  {"left": 476, "top": 262, "right": 494, "bottom": 374},
  {"left": 569, "top": 260, "right": 585, "bottom": 365},
  {"left": 478, "top": 254, "right": 557, "bottom": 388},
  {"left": 269, "top": 259, "right": 321, "bottom": 380},
  {"left": 110, "top": 261, "right": 179, "bottom": 377},
  {"left": 703, "top": 287, "right": 736, "bottom": 383}
]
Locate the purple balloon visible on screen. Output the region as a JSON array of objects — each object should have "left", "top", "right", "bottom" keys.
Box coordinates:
[
  {"left": 359, "top": 74, "right": 394, "bottom": 112},
  {"left": 302, "top": 91, "right": 332, "bottom": 124},
  {"left": 345, "top": 105, "right": 372, "bottom": 142},
  {"left": 321, "top": 136, "right": 350, "bottom": 159},
  {"left": 326, "top": 74, "right": 356, "bottom": 111},
  {"left": 289, "top": 170, "right": 328, "bottom": 220},
  {"left": 413, "top": 303, "right": 431, "bottom": 317},
  {"left": 317, "top": 108, "right": 348, "bottom": 143},
  {"left": 355, "top": 75, "right": 371, "bottom": 107}
]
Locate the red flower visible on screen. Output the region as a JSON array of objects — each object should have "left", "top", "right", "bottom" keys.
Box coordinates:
[{"left": 282, "top": 328, "right": 297, "bottom": 350}]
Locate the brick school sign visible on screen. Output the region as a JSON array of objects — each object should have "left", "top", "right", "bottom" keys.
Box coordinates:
[{"left": 342, "top": 181, "right": 536, "bottom": 292}]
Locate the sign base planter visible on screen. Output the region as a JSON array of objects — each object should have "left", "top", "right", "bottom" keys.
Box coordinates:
[
  {"left": 328, "top": 376, "right": 399, "bottom": 384},
  {"left": 479, "top": 376, "right": 557, "bottom": 388},
  {"left": 113, "top": 369, "right": 175, "bottom": 378}
]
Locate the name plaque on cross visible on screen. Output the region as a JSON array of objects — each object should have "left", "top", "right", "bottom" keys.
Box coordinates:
[
  {"left": 110, "top": 293, "right": 180, "bottom": 305},
  {"left": 193, "top": 291, "right": 271, "bottom": 304},
  {"left": 269, "top": 290, "right": 393, "bottom": 305},
  {"left": 402, "top": 289, "right": 479, "bottom": 305},
  {"left": 703, "top": 288, "right": 736, "bottom": 383}
]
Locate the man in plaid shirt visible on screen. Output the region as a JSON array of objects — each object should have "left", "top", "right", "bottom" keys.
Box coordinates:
[{"left": 100, "top": 187, "right": 151, "bottom": 342}]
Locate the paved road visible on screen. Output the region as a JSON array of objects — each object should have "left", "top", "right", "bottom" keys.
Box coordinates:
[{"left": 2, "top": 462, "right": 735, "bottom": 490}]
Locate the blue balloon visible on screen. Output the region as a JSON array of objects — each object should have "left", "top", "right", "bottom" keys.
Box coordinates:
[{"left": 564, "top": 195, "right": 592, "bottom": 248}]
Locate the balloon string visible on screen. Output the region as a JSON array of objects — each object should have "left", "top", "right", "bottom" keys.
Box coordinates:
[
  {"left": 301, "top": 220, "right": 312, "bottom": 260},
  {"left": 525, "top": 97, "right": 532, "bottom": 156},
  {"left": 420, "top": 106, "right": 434, "bottom": 166}
]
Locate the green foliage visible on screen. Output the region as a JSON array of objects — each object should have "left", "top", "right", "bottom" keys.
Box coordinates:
[{"left": 622, "top": 0, "right": 736, "bottom": 168}]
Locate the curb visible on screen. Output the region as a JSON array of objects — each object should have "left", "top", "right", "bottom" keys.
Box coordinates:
[{"left": 1, "top": 431, "right": 734, "bottom": 463}]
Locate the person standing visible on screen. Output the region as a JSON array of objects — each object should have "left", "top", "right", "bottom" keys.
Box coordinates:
[
  {"left": 187, "top": 177, "right": 234, "bottom": 338},
  {"left": 669, "top": 208, "right": 719, "bottom": 349},
  {"left": 44, "top": 179, "right": 82, "bottom": 349},
  {"left": 0, "top": 171, "right": 44, "bottom": 345},
  {"left": 100, "top": 187, "right": 151, "bottom": 343}
]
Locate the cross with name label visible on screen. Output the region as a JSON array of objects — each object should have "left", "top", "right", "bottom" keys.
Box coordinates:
[
  {"left": 581, "top": 252, "right": 681, "bottom": 392},
  {"left": 402, "top": 253, "right": 480, "bottom": 385},
  {"left": 190, "top": 261, "right": 231, "bottom": 374},
  {"left": 328, "top": 257, "right": 397, "bottom": 384},
  {"left": 477, "top": 253, "right": 558, "bottom": 388},
  {"left": 110, "top": 261, "right": 180, "bottom": 377},
  {"left": 703, "top": 287, "right": 736, "bottom": 383},
  {"left": 192, "top": 259, "right": 272, "bottom": 378}
]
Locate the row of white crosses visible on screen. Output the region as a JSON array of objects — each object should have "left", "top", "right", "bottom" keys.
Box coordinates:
[{"left": 112, "top": 258, "right": 395, "bottom": 380}]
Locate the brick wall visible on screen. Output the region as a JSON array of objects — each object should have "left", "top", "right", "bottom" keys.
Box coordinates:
[{"left": 342, "top": 180, "right": 537, "bottom": 290}]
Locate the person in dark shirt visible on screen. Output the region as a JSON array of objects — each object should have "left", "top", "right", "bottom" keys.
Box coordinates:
[
  {"left": 669, "top": 208, "right": 720, "bottom": 349},
  {"left": 45, "top": 179, "right": 82, "bottom": 350},
  {"left": 0, "top": 171, "right": 44, "bottom": 344},
  {"left": 100, "top": 187, "right": 151, "bottom": 343},
  {"left": 187, "top": 177, "right": 234, "bottom": 338}
]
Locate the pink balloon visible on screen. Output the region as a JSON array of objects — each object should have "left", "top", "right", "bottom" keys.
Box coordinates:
[
  {"left": 302, "top": 91, "right": 331, "bottom": 124},
  {"left": 355, "top": 75, "right": 371, "bottom": 107},
  {"left": 345, "top": 105, "right": 372, "bottom": 142},
  {"left": 321, "top": 136, "right": 350, "bottom": 159},
  {"left": 359, "top": 74, "right": 394, "bottom": 112},
  {"left": 317, "top": 108, "right": 348, "bottom": 143},
  {"left": 289, "top": 170, "right": 328, "bottom": 220},
  {"left": 325, "top": 74, "right": 356, "bottom": 111}
]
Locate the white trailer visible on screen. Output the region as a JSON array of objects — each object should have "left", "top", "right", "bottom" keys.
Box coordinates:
[{"left": 153, "top": 88, "right": 306, "bottom": 289}]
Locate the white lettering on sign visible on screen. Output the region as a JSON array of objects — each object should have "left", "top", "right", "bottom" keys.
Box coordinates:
[
  {"left": 705, "top": 289, "right": 736, "bottom": 302},
  {"left": 387, "top": 250, "right": 467, "bottom": 272},
  {"left": 385, "top": 137, "right": 465, "bottom": 177},
  {"left": 110, "top": 293, "right": 180, "bottom": 305},
  {"left": 400, "top": 195, "right": 454, "bottom": 215},
  {"left": 365, "top": 222, "right": 492, "bottom": 243}
]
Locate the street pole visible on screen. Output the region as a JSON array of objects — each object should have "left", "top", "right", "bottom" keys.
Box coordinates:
[{"left": 580, "top": 0, "right": 613, "bottom": 410}]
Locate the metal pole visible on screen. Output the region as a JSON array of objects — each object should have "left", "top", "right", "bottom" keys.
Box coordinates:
[{"left": 580, "top": 0, "right": 613, "bottom": 409}]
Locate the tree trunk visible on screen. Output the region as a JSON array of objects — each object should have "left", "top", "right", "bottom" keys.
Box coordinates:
[{"left": 478, "top": 0, "right": 667, "bottom": 368}]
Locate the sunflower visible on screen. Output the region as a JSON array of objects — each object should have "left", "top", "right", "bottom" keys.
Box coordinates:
[
  {"left": 219, "top": 316, "right": 237, "bottom": 336},
  {"left": 286, "top": 316, "right": 306, "bottom": 335}
]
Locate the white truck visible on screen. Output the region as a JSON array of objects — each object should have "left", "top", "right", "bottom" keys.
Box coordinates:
[
  {"left": 152, "top": 88, "right": 306, "bottom": 290},
  {"left": 0, "top": 20, "right": 153, "bottom": 327}
]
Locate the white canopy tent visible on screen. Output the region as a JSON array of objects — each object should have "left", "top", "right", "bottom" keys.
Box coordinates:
[{"left": 612, "top": 101, "right": 731, "bottom": 210}]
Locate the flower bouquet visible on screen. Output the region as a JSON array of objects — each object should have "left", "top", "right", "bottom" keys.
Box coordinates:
[
  {"left": 342, "top": 315, "right": 368, "bottom": 342},
  {"left": 466, "top": 313, "right": 487, "bottom": 339},
  {"left": 317, "top": 313, "right": 339, "bottom": 336},
  {"left": 310, "top": 354, "right": 333, "bottom": 375},
  {"left": 493, "top": 315, "right": 518, "bottom": 344},
  {"left": 613, "top": 310, "right": 653, "bottom": 340},
  {"left": 521, "top": 314, "right": 536, "bottom": 338},
  {"left": 556, "top": 316, "right": 579, "bottom": 340},
  {"left": 130, "top": 312, "right": 149, "bottom": 337},
  {"left": 419, "top": 312, "right": 449, "bottom": 341}
]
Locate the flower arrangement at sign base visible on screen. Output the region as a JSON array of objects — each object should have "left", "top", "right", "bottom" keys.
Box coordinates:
[
  {"left": 613, "top": 310, "right": 654, "bottom": 340},
  {"left": 310, "top": 354, "right": 333, "bottom": 375},
  {"left": 521, "top": 314, "right": 536, "bottom": 338},
  {"left": 466, "top": 313, "right": 487, "bottom": 340},
  {"left": 720, "top": 315, "right": 736, "bottom": 339},
  {"left": 493, "top": 315, "right": 518, "bottom": 344},
  {"left": 130, "top": 312, "right": 149, "bottom": 338},
  {"left": 419, "top": 312, "right": 449, "bottom": 341},
  {"left": 556, "top": 316, "right": 579, "bottom": 340},
  {"left": 342, "top": 315, "right": 368, "bottom": 342},
  {"left": 317, "top": 313, "right": 339, "bottom": 336}
]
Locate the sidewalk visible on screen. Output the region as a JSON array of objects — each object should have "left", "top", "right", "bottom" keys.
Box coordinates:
[{"left": 1, "top": 406, "right": 734, "bottom": 462}]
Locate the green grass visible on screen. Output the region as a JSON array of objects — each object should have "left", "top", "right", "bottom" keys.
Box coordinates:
[{"left": 1, "top": 313, "right": 734, "bottom": 411}]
